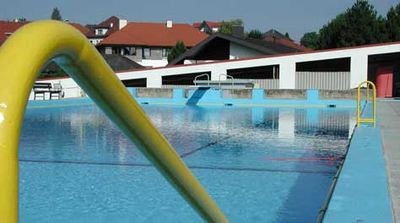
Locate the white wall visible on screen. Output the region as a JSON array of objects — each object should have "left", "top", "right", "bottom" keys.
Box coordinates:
[
  {"left": 31, "top": 42, "right": 400, "bottom": 99},
  {"left": 117, "top": 42, "right": 400, "bottom": 89},
  {"left": 138, "top": 59, "right": 168, "bottom": 68},
  {"left": 229, "top": 42, "right": 265, "bottom": 60},
  {"left": 119, "top": 19, "right": 128, "bottom": 29},
  {"left": 89, "top": 38, "right": 103, "bottom": 45},
  {"left": 350, "top": 55, "right": 368, "bottom": 88}
]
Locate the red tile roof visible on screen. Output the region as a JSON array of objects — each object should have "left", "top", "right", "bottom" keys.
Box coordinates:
[
  {"left": 193, "top": 21, "right": 221, "bottom": 29},
  {"left": 264, "top": 36, "right": 312, "bottom": 52},
  {"left": 69, "top": 23, "right": 90, "bottom": 36},
  {"left": 0, "top": 20, "right": 90, "bottom": 45},
  {"left": 100, "top": 22, "right": 208, "bottom": 47},
  {"left": 193, "top": 22, "right": 201, "bottom": 29},
  {"left": 0, "top": 21, "right": 26, "bottom": 45},
  {"left": 204, "top": 21, "right": 221, "bottom": 28}
]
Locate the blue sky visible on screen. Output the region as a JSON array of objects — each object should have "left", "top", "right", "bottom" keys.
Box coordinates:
[{"left": 0, "top": 0, "right": 398, "bottom": 41}]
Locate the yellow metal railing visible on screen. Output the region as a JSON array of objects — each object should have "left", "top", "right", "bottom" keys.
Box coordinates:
[
  {"left": 0, "top": 21, "right": 227, "bottom": 223},
  {"left": 357, "top": 80, "right": 376, "bottom": 127}
]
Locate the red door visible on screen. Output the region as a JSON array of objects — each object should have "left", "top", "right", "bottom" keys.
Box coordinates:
[{"left": 376, "top": 66, "right": 393, "bottom": 98}]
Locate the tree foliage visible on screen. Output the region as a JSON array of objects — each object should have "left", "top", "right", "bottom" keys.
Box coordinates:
[
  {"left": 300, "top": 32, "right": 320, "bottom": 50},
  {"left": 300, "top": 0, "right": 397, "bottom": 50},
  {"left": 284, "top": 32, "right": 291, "bottom": 40},
  {"left": 387, "top": 4, "right": 400, "bottom": 41},
  {"left": 247, "top": 29, "right": 263, "bottom": 39},
  {"left": 167, "top": 41, "right": 187, "bottom": 63},
  {"left": 40, "top": 62, "right": 68, "bottom": 78},
  {"left": 319, "top": 0, "right": 387, "bottom": 49},
  {"left": 51, "top": 7, "right": 62, "bottom": 21},
  {"left": 219, "top": 19, "right": 243, "bottom": 35}
]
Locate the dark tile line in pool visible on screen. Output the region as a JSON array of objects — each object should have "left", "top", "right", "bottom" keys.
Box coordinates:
[
  {"left": 19, "top": 159, "right": 335, "bottom": 175},
  {"left": 19, "top": 159, "right": 152, "bottom": 167},
  {"left": 188, "top": 165, "right": 335, "bottom": 175},
  {"left": 179, "top": 136, "right": 232, "bottom": 158}
]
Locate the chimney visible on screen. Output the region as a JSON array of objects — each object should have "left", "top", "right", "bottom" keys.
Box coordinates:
[
  {"left": 119, "top": 19, "right": 127, "bottom": 30},
  {"left": 166, "top": 20, "right": 173, "bottom": 28}
]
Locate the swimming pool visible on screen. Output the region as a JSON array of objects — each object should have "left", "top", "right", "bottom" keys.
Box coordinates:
[{"left": 19, "top": 104, "right": 355, "bottom": 222}]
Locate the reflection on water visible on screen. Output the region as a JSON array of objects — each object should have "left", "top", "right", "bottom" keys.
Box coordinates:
[
  {"left": 19, "top": 104, "right": 356, "bottom": 223},
  {"left": 20, "top": 105, "right": 356, "bottom": 165}
]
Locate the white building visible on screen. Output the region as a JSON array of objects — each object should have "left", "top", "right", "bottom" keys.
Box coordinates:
[
  {"left": 97, "top": 20, "right": 208, "bottom": 68},
  {"left": 33, "top": 41, "right": 400, "bottom": 99}
]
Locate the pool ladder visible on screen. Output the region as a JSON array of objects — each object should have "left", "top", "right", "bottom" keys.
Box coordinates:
[
  {"left": 356, "top": 81, "right": 376, "bottom": 127},
  {"left": 193, "top": 73, "right": 235, "bottom": 89}
]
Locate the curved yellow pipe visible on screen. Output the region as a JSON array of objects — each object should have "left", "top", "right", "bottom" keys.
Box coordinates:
[{"left": 0, "top": 20, "right": 227, "bottom": 223}]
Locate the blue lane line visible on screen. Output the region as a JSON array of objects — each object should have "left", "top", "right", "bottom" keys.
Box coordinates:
[
  {"left": 19, "top": 159, "right": 335, "bottom": 175},
  {"left": 323, "top": 126, "right": 393, "bottom": 222}
]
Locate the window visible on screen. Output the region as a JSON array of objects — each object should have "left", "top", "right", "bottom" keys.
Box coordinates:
[
  {"left": 128, "top": 47, "right": 137, "bottom": 56},
  {"left": 118, "top": 47, "right": 137, "bottom": 56},
  {"left": 95, "top": 28, "right": 108, "bottom": 36},
  {"left": 105, "top": 47, "right": 112, "bottom": 54},
  {"left": 96, "top": 29, "right": 103, "bottom": 35},
  {"left": 162, "top": 48, "right": 169, "bottom": 58},
  {"left": 122, "top": 47, "right": 136, "bottom": 56},
  {"left": 90, "top": 39, "right": 101, "bottom": 45},
  {"left": 142, "top": 48, "right": 151, "bottom": 58},
  {"left": 112, "top": 48, "right": 121, "bottom": 55}
]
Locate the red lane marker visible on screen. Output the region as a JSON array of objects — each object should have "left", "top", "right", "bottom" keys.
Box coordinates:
[{"left": 262, "top": 156, "right": 338, "bottom": 162}]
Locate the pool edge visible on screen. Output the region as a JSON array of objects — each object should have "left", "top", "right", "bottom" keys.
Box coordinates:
[{"left": 321, "top": 124, "right": 394, "bottom": 222}]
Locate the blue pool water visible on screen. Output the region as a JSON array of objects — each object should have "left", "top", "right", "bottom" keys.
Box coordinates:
[{"left": 19, "top": 104, "right": 355, "bottom": 223}]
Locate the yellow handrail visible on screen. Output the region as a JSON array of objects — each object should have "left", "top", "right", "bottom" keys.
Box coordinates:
[
  {"left": 0, "top": 21, "right": 227, "bottom": 223},
  {"left": 357, "top": 80, "right": 376, "bottom": 127}
]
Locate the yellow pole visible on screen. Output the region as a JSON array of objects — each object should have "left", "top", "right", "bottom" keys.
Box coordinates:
[
  {"left": 0, "top": 20, "right": 228, "bottom": 223},
  {"left": 372, "top": 82, "right": 377, "bottom": 127}
]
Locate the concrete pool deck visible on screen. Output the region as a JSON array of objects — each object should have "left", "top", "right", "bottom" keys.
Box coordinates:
[
  {"left": 323, "top": 100, "right": 400, "bottom": 223},
  {"left": 378, "top": 100, "right": 400, "bottom": 222},
  {"left": 323, "top": 125, "right": 393, "bottom": 222}
]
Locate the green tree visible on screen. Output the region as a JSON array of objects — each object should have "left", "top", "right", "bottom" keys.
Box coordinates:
[
  {"left": 168, "top": 41, "right": 187, "bottom": 63},
  {"left": 51, "top": 7, "right": 62, "bottom": 20},
  {"left": 40, "top": 62, "right": 68, "bottom": 78},
  {"left": 300, "top": 32, "right": 320, "bottom": 49},
  {"left": 219, "top": 19, "right": 243, "bottom": 35},
  {"left": 319, "top": 0, "right": 387, "bottom": 49},
  {"left": 284, "top": 32, "right": 291, "bottom": 40},
  {"left": 247, "top": 29, "right": 263, "bottom": 39},
  {"left": 386, "top": 3, "right": 400, "bottom": 41}
]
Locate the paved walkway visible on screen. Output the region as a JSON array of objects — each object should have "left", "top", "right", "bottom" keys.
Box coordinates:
[{"left": 378, "top": 100, "right": 400, "bottom": 222}]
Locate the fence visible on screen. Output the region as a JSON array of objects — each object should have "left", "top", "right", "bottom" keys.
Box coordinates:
[{"left": 296, "top": 72, "right": 350, "bottom": 90}]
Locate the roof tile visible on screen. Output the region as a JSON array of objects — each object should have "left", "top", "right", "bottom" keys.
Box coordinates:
[
  {"left": 0, "top": 21, "right": 26, "bottom": 45},
  {"left": 100, "top": 22, "right": 208, "bottom": 47}
]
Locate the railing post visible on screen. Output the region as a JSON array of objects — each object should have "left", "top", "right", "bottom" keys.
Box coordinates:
[
  {"left": 0, "top": 20, "right": 227, "bottom": 223},
  {"left": 357, "top": 81, "right": 376, "bottom": 127}
]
